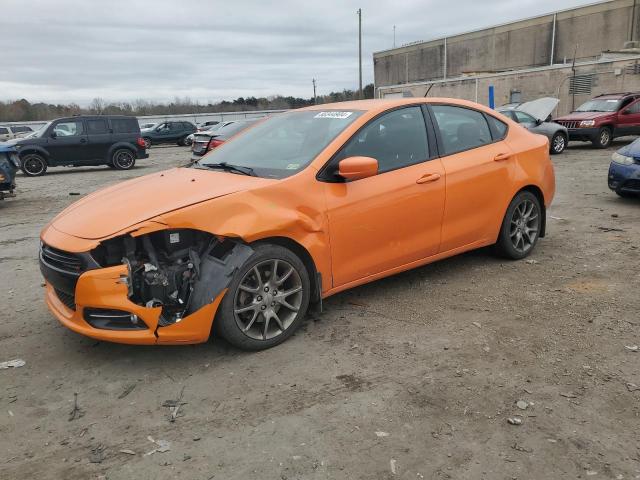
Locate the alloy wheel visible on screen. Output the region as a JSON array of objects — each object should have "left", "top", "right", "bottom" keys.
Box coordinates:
[
  {"left": 600, "top": 129, "right": 610, "bottom": 146},
  {"left": 22, "top": 154, "right": 46, "bottom": 176},
  {"left": 509, "top": 199, "right": 539, "bottom": 254},
  {"left": 113, "top": 150, "right": 134, "bottom": 169},
  {"left": 233, "top": 259, "right": 303, "bottom": 341},
  {"left": 553, "top": 134, "right": 565, "bottom": 153}
]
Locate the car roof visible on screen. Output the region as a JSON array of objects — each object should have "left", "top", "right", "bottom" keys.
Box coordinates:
[
  {"left": 298, "top": 98, "right": 502, "bottom": 117},
  {"left": 53, "top": 115, "right": 138, "bottom": 122},
  {"left": 594, "top": 92, "right": 640, "bottom": 99}
]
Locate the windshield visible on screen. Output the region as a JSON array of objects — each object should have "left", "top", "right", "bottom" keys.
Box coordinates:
[
  {"left": 27, "top": 122, "right": 52, "bottom": 138},
  {"left": 575, "top": 99, "right": 621, "bottom": 112},
  {"left": 197, "top": 110, "right": 363, "bottom": 179}
]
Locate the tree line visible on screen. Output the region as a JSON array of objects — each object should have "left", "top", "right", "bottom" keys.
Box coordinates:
[{"left": 0, "top": 84, "right": 375, "bottom": 123}]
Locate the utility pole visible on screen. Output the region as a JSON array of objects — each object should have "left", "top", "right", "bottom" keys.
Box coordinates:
[
  {"left": 312, "top": 78, "right": 317, "bottom": 104},
  {"left": 393, "top": 25, "right": 396, "bottom": 48},
  {"left": 357, "top": 8, "right": 363, "bottom": 99}
]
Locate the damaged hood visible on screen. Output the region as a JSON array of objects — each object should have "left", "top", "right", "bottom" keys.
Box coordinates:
[
  {"left": 51, "top": 167, "right": 276, "bottom": 239},
  {"left": 518, "top": 97, "right": 559, "bottom": 122}
]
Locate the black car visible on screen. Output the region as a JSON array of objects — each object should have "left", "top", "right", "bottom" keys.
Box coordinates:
[
  {"left": 140, "top": 121, "right": 197, "bottom": 148},
  {"left": 6, "top": 115, "right": 148, "bottom": 176}
]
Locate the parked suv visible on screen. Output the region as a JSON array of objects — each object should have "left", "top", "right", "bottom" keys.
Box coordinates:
[
  {"left": 5, "top": 115, "right": 148, "bottom": 176},
  {"left": 0, "top": 125, "right": 34, "bottom": 141},
  {"left": 554, "top": 92, "right": 640, "bottom": 148},
  {"left": 140, "top": 121, "right": 196, "bottom": 148}
]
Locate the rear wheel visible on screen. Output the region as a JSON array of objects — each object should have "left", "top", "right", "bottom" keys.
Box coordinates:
[
  {"left": 111, "top": 149, "right": 136, "bottom": 170},
  {"left": 21, "top": 153, "right": 47, "bottom": 176},
  {"left": 495, "top": 191, "right": 542, "bottom": 259},
  {"left": 550, "top": 132, "right": 566, "bottom": 154},
  {"left": 592, "top": 127, "right": 612, "bottom": 149},
  {"left": 215, "top": 244, "right": 310, "bottom": 350}
]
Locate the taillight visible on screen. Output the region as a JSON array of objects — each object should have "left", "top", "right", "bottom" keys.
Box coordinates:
[
  {"left": 208, "top": 139, "right": 224, "bottom": 150},
  {"left": 136, "top": 137, "right": 146, "bottom": 148}
]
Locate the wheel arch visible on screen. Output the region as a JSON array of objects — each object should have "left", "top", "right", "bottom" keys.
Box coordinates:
[
  {"left": 251, "top": 236, "right": 321, "bottom": 303},
  {"left": 18, "top": 146, "right": 50, "bottom": 164},
  {"left": 516, "top": 185, "right": 546, "bottom": 238},
  {"left": 106, "top": 142, "right": 137, "bottom": 162}
]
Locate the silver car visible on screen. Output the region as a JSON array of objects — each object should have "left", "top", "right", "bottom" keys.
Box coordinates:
[
  {"left": 498, "top": 98, "right": 568, "bottom": 154},
  {"left": 0, "top": 125, "right": 35, "bottom": 142}
]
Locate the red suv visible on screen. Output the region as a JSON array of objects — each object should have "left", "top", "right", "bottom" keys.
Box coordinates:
[{"left": 554, "top": 92, "right": 640, "bottom": 148}]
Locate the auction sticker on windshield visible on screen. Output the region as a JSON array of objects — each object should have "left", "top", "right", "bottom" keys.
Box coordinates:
[{"left": 314, "top": 111, "right": 353, "bottom": 119}]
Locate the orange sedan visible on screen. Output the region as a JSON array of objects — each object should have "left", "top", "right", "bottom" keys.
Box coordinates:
[{"left": 40, "top": 99, "right": 555, "bottom": 350}]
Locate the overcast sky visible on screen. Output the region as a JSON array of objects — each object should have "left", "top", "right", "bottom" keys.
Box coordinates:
[{"left": 1, "top": 0, "right": 597, "bottom": 105}]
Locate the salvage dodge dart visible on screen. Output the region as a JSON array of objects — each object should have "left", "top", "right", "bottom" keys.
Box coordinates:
[{"left": 39, "top": 99, "right": 555, "bottom": 350}]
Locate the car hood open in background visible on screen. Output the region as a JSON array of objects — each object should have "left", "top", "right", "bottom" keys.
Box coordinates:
[
  {"left": 518, "top": 97, "right": 559, "bottom": 122},
  {"left": 51, "top": 167, "right": 275, "bottom": 240}
]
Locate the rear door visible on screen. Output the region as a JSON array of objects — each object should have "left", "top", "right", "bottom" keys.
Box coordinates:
[
  {"left": 617, "top": 99, "right": 640, "bottom": 135},
  {"left": 85, "top": 118, "right": 112, "bottom": 162},
  {"left": 46, "top": 120, "right": 89, "bottom": 164},
  {"left": 429, "top": 104, "right": 513, "bottom": 252}
]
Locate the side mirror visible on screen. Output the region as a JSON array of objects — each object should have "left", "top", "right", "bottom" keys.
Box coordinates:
[
  {"left": 535, "top": 118, "right": 543, "bottom": 126},
  {"left": 338, "top": 156, "right": 378, "bottom": 181},
  {"left": 622, "top": 109, "right": 631, "bottom": 115},
  {"left": 50, "top": 131, "right": 57, "bottom": 138}
]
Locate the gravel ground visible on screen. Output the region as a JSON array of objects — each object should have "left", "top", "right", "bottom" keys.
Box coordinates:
[{"left": 1, "top": 142, "right": 639, "bottom": 480}]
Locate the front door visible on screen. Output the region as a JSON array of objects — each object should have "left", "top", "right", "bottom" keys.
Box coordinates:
[
  {"left": 323, "top": 106, "right": 446, "bottom": 287},
  {"left": 46, "top": 120, "right": 89, "bottom": 164},
  {"left": 616, "top": 100, "right": 640, "bottom": 136}
]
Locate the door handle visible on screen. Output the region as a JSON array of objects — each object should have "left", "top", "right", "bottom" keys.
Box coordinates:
[
  {"left": 416, "top": 173, "right": 441, "bottom": 184},
  {"left": 494, "top": 152, "right": 511, "bottom": 162},
  {"left": 80, "top": 138, "right": 87, "bottom": 143}
]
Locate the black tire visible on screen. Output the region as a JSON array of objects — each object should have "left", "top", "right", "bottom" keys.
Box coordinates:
[
  {"left": 21, "top": 153, "right": 47, "bottom": 176},
  {"left": 111, "top": 149, "right": 136, "bottom": 170},
  {"left": 495, "top": 191, "right": 542, "bottom": 260},
  {"left": 177, "top": 136, "right": 191, "bottom": 147},
  {"left": 143, "top": 137, "right": 152, "bottom": 149},
  {"left": 592, "top": 127, "right": 612, "bottom": 149},
  {"left": 550, "top": 132, "right": 566, "bottom": 154},
  {"left": 215, "top": 244, "right": 311, "bottom": 351},
  {"left": 616, "top": 190, "right": 635, "bottom": 198}
]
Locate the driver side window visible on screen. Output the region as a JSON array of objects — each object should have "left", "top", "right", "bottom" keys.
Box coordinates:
[{"left": 337, "top": 106, "right": 429, "bottom": 173}]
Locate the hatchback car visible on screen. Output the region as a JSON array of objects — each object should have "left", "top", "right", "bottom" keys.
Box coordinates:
[
  {"left": 608, "top": 137, "right": 640, "bottom": 197},
  {"left": 6, "top": 116, "right": 148, "bottom": 176},
  {"left": 39, "top": 99, "right": 555, "bottom": 350}
]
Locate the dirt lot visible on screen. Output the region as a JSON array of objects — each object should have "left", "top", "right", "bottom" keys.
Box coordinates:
[{"left": 1, "top": 142, "right": 639, "bottom": 480}]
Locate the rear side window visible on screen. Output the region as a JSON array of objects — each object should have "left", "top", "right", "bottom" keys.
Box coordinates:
[
  {"left": 111, "top": 119, "right": 138, "bottom": 133},
  {"left": 337, "top": 106, "right": 429, "bottom": 173},
  {"left": 626, "top": 101, "right": 640, "bottom": 114},
  {"left": 0, "top": 127, "right": 8, "bottom": 134},
  {"left": 486, "top": 115, "right": 509, "bottom": 139},
  {"left": 87, "top": 119, "right": 108, "bottom": 134},
  {"left": 432, "top": 105, "right": 493, "bottom": 155}
]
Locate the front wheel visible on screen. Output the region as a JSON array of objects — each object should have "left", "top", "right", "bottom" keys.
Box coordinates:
[
  {"left": 215, "top": 244, "right": 310, "bottom": 350},
  {"left": 550, "top": 132, "right": 566, "bottom": 154},
  {"left": 592, "top": 127, "right": 612, "bottom": 149},
  {"left": 111, "top": 149, "right": 136, "bottom": 170},
  {"left": 495, "top": 191, "right": 542, "bottom": 259},
  {"left": 21, "top": 153, "right": 48, "bottom": 176}
]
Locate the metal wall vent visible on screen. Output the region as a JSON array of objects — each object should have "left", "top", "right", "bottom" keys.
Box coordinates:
[{"left": 569, "top": 74, "right": 596, "bottom": 95}]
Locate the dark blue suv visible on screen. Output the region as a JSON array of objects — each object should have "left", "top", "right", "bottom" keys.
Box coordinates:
[{"left": 0, "top": 144, "right": 20, "bottom": 200}]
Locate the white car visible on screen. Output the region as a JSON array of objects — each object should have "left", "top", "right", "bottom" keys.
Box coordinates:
[{"left": 0, "top": 125, "right": 35, "bottom": 142}]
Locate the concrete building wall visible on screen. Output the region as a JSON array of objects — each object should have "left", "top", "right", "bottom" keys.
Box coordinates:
[
  {"left": 374, "top": 0, "right": 640, "bottom": 88},
  {"left": 377, "top": 57, "right": 640, "bottom": 116}
]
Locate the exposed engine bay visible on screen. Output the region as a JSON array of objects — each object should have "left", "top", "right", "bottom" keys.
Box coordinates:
[{"left": 91, "top": 229, "right": 253, "bottom": 327}]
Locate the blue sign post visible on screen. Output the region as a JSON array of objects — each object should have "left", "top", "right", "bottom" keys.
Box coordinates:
[{"left": 488, "top": 85, "right": 495, "bottom": 109}]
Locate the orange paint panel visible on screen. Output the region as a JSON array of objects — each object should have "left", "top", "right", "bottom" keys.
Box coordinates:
[{"left": 156, "top": 290, "right": 227, "bottom": 344}]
